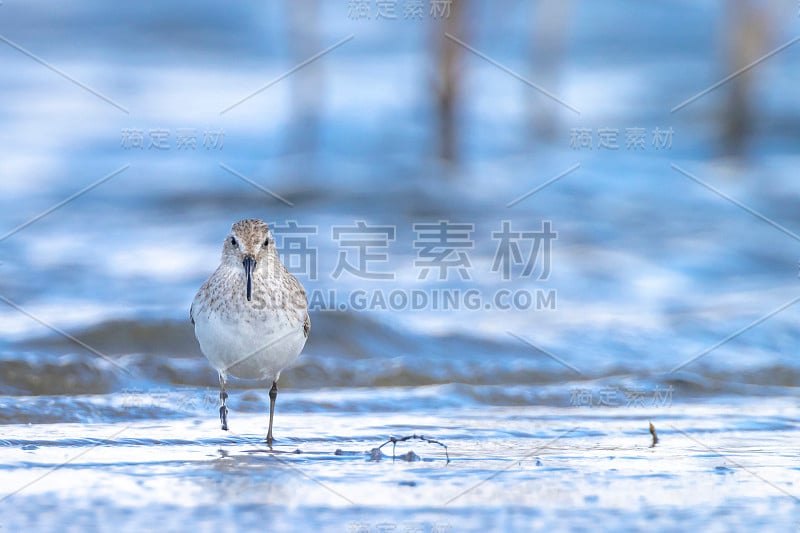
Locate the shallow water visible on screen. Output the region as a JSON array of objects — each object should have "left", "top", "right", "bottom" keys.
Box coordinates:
[{"left": 2, "top": 393, "right": 798, "bottom": 532}]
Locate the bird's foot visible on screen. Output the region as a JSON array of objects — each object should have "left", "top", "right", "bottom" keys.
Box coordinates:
[{"left": 219, "top": 405, "right": 229, "bottom": 431}]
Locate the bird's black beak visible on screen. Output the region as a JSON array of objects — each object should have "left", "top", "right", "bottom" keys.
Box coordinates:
[{"left": 243, "top": 255, "right": 256, "bottom": 301}]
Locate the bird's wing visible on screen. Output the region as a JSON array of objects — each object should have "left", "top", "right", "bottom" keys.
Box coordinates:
[
  {"left": 189, "top": 302, "right": 195, "bottom": 325},
  {"left": 303, "top": 313, "right": 310, "bottom": 338}
]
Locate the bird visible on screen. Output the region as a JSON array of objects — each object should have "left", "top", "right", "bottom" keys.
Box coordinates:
[{"left": 190, "top": 218, "right": 310, "bottom": 446}]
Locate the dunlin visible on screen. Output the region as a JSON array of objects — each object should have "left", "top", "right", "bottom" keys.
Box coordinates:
[{"left": 191, "top": 218, "right": 310, "bottom": 445}]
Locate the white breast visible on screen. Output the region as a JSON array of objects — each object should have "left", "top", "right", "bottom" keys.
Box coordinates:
[{"left": 193, "top": 309, "right": 307, "bottom": 381}]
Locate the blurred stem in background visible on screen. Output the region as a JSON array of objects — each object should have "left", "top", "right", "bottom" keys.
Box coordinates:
[
  {"left": 529, "top": 0, "right": 571, "bottom": 142},
  {"left": 434, "top": 0, "right": 464, "bottom": 165},
  {"left": 286, "top": 0, "right": 323, "bottom": 161},
  {"left": 720, "top": 0, "right": 798, "bottom": 160},
  {"left": 721, "top": 0, "right": 769, "bottom": 158}
]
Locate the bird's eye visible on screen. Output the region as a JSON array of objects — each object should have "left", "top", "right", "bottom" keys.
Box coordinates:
[
  {"left": 230, "top": 237, "right": 237, "bottom": 246},
  {"left": 264, "top": 237, "right": 270, "bottom": 246}
]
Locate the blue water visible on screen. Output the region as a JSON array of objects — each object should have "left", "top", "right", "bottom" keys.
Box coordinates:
[{"left": 0, "top": 1, "right": 799, "bottom": 531}]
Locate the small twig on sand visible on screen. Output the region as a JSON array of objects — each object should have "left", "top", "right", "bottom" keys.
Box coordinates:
[
  {"left": 649, "top": 421, "right": 659, "bottom": 448},
  {"left": 375, "top": 434, "right": 450, "bottom": 463}
]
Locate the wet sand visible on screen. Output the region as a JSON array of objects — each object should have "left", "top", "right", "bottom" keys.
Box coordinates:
[{"left": 2, "top": 392, "right": 798, "bottom": 531}]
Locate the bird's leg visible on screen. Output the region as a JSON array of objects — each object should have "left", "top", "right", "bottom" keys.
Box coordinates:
[
  {"left": 219, "top": 372, "right": 229, "bottom": 431},
  {"left": 266, "top": 381, "right": 278, "bottom": 446}
]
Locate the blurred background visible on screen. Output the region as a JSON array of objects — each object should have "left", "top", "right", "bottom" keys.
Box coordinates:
[
  {"left": 1, "top": 0, "right": 799, "bottom": 408},
  {"left": 2, "top": 2, "right": 800, "bottom": 530}
]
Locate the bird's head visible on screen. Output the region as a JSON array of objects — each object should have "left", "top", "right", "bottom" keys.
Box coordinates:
[{"left": 222, "top": 218, "right": 277, "bottom": 301}]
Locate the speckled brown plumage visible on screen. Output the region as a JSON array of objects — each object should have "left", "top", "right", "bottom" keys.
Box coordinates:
[{"left": 190, "top": 218, "right": 310, "bottom": 444}]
